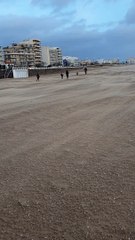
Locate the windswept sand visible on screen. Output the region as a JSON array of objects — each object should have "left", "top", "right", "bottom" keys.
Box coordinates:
[{"left": 0, "top": 65, "right": 135, "bottom": 240}]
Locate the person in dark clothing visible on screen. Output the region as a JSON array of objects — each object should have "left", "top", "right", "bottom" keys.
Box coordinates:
[
  {"left": 36, "top": 72, "right": 40, "bottom": 81},
  {"left": 60, "top": 72, "right": 64, "bottom": 79},
  {"left": 66, "top": 70, "right": 69, "bottom": 79},
  {"left": 84, "top": 67, "right": 87, "bottom": 75}
]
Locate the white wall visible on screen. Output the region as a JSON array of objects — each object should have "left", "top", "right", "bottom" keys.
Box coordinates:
[{"left": 13, "top": 68, "right": 28, "bottom": 78}]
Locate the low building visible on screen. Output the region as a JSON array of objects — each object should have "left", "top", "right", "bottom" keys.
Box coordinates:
[
  {"left": 97, "top": 58, "right": 120, "bottom": 64},
  {"left": 63, "top": 56, "right": 80, "bottom": 67},
  {"left": 80, "top": 59, "right": 92, "bottom": 66},
  {"left": 127, "top": 58, "right": 135, "bottom": 64}
]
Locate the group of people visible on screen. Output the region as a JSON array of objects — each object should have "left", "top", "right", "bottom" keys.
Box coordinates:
[
  {"left": 60, "top": 70, "right": 69, "bottom": 79},
  {"left": 60, "top": 67, "right": 88, "bottom": 80},
  {"left": 36, "top": 67, "right": 88, "bottom": 81}
]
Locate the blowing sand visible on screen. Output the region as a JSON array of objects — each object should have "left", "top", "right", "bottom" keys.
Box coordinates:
[{"left": 0, "top": 65, "right": 135, "bottom": 240}]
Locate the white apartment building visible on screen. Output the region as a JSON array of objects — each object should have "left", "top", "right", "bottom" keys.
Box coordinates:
[
  {"left": 41, "top": 46, "right": 62, "bottom": 66},
  {"left": 41, "top": 46, "right": 50, "bottom": 66}
]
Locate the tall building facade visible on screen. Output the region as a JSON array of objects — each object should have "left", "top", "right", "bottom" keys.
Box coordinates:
[
  {"left": 41, "top": 46, "right": 50, "bottom": 66},
  {"left": 0, "top": 46, "right": 4, "bottom": 65},
  {"left": 3, "top": 39, "right": 42, "bottom": 67},
  {"left": 41, "top": 46, "right": 62, "bottom": 66},
  {"left": 20, "top": 39, "right": 42, "bottom": 66}
]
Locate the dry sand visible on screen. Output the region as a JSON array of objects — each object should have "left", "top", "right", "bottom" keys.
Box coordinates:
[{"left": 0, "top": 65, "right": 135, "bottom": 240}]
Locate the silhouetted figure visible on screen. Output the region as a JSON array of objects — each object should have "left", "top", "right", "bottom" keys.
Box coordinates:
[
  {"left": 36, "top": 72, "right": 40, "bottom": 81},
  {"left": 76, "top": 71, "right": 78, "bottom": 76},
  {"left": 84, "top": 67, "right": 87, "bottom": 75},
  {"left": 60, "top": 72, "right": 64, "bottom": 79},
  {"left": 66, "top": 70, "right": 69, "bottom": 79}
]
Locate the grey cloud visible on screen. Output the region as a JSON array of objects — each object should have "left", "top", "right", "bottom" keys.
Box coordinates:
[
  {"left": 122, "top": 0, "right": 135, "bottom": 24},
  {"left": 1, "top": 12, "right": 135, "bottom": 60},
  {"left": 0, "top": 0, "right": 10, "bottom": 1},
  {"left": 31, "top": 0, "right": 91, "bottom": 13},
  {"left": 31, "top": 0, "right": 74, "bottom": 9},
  {"left": 125, "top": 5, "right": 135, "bottom": 24},
  {"left": 88, "top": 21, "right": 118, "bottom": 30},
  {"left": 46, "top": 21, "right": 135, "bottom": 59},
  {"left": 104, "top": 0, "right": 118, "bottom": 1},
  {"left": 0, "top": 14, "right": 68, "bottom": 45}
]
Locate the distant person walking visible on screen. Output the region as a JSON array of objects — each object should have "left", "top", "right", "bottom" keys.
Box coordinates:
[
  {"left": 36, "top": 72, "right": 40, "bottom": 81},
  {"left": 60, "top": 72, "right": 64, "bottom": 79},
  {"left": 84, "top": 67, "right": 87, "bottom": 75},
  {"left": 66, "top": 70, "right": 69, "bottom": 79}
]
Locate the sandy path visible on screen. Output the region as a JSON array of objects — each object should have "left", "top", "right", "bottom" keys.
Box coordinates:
[{"left": 0, "top": 65, "right": 135, "bottom": 239}]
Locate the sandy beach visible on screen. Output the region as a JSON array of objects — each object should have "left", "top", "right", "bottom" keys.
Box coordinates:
[{"left": 0, "top": 65, "right": 135, "bottom": 240}]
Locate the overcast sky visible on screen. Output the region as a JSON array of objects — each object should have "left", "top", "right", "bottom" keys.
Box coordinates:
[{"left": 0, "top": 0, "right": 135, "bottom": 60}]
